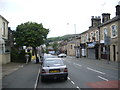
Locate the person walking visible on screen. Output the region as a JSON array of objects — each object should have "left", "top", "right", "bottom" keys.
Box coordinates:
[{"left": 35, "top": 57, "right": 39, "bottom": 64}]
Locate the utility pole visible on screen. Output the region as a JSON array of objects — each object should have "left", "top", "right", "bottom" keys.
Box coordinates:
[{"left": 67, "top": 23, "right": 78, "bottom": 57}]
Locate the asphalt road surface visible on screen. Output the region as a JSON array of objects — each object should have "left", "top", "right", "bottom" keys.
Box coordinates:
[
  {"left": 2, "top": 55, "right": 119, "bottom": 90},
  {"left": 37, "top": 56, "right": 119, "bottom": 89}
]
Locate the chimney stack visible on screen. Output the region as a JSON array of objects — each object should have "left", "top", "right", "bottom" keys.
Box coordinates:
[
  {"left": 116, "top": 4, "right": 120, "bottom": 16},
  {"left": 102, "top": 13, "right": 110, "bottom": 23},
  {"left": 91, "top": 16, "right": 101, "bottom": 27}
]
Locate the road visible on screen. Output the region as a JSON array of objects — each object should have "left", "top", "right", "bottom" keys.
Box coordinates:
[
  {"left": 2, "top": 55, "right": 119, "bottom": 89},
  {"left": 37, "top": 56, "right": 119, "bottom": 89}
]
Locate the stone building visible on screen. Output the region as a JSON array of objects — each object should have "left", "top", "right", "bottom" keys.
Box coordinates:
[
  {"left": 67, "top": 38, "right": 75, "bottom": 56},
  {"left": 86, "top": 16, "right": 101, "bottom": 59},
  {"left": 99, "top": 5, "right": 120, "bottom": 62}
]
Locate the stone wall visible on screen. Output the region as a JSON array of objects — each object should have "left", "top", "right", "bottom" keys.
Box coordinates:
[{"left": 0, "top": 53, "right": 10, "bottom": 64}]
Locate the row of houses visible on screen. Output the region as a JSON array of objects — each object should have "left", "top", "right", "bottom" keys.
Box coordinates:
[
  {"left": 0, "top": 15, "right": 14, "bottom": 64},
  {"left": 59, "top": 4, "right": 120, "bottom": 62}
]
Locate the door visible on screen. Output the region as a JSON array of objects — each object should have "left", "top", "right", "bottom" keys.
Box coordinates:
[{"left": 113, "top": 45, "right": 116, "bottom": 61}]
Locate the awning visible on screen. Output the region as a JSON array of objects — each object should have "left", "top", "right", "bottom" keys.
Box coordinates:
[{"left": 87, "top": 42, "right": 96, "bottom": 48}]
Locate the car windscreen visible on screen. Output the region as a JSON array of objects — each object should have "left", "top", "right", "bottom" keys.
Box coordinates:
[{"left": 43, "top": 60, "right": 64, "bottom": 67}]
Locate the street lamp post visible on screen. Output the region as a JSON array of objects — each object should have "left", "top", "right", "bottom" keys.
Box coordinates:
[
  {"left": 104, "top": 34, "right": 111, "bottom": 64},
  {"left": 67, "top": 23, "right": 79, "bottom": 57}
]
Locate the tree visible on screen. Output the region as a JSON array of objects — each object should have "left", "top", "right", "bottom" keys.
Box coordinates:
[{"left": 14, "top": 22, "right": 49, "bottom": 58}]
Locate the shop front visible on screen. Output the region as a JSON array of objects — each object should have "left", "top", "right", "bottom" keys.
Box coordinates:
[
  {"left": 87, "top": 42, "right": 99, "bottom": 59},
  {"left": 80, "top": 43, "right": 86, "bottom": 57}
]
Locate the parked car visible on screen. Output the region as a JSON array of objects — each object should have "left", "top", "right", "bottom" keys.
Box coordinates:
[
  {"left": 40, "top": 58, "right": 68, "bottom": 82},
  {"left": 58, "top": 53, "right": 67, "bottom": 58},
  {"left": 40, "top": 53, "right": 58, "bottom": 65}
]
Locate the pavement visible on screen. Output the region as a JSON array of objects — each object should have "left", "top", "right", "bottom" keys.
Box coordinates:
[
  {"left": 2, "top": 61, "right": 40, "bottom": 88},
  {"left": 2, "top": 62, "right": 26, "bottom": 78}
]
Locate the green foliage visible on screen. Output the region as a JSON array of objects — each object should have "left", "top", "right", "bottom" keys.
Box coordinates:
[
  {"left": 14, "top": 22, "right": 49, "bottom": 47},
  {"left": 11, "top": 48, "right": 25, "bottom": 62},
  {"left": 11, "top": 47, "right": 19, "bottom": 62},
  {"left": 11, "top": 47, "right": 32, "bottom": 63}
]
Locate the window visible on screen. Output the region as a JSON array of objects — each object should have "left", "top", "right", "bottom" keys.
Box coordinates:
[
  {"left": 71, "top": 45, "right": 72, "bottom": 49},
  {"left": 96, "top": 30, "right": 99, "bottom": 41},
  {"left": 2, "top": 22, "right": 5, "bottom": 35},
  {"left": 104, "top": 28, "right": 107, "bottom": 39},
  {"left": 111, "top": 25, "right": 117, "bottom": 37},
  {"left": 86, "top": 33, "right": 89, "bottom": 42},
  {"left": 90, "top": 32, "right": 94, "bottom": 41},
  {"left": 81, "top": 35, "right": 85, "bottom": 43}
]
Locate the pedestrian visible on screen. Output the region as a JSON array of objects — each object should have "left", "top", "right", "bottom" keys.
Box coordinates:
[
  {"left": 31, "top": 55, "right": 36, "bottom": 63},
  {"left": 36, "top": 57, "right": 39, "bottom": 64},
  {"left": 25, "top": 54, "right": 29, "bottom": 64}
]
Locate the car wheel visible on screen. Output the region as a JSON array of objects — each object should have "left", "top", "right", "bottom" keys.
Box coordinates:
[
  {"left": 41, "top": 76, "right": 45, "bottom": 82},
  {"left": 64, "top": 76, "right": 68, "bottom": 80}
]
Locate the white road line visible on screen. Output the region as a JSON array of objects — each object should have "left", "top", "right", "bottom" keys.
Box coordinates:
[
  {"left": 76, "top": 64, "right": 82, "bottom": 67},
  {"left": 98, "top": 76, "right": 109, "bottom": 81},
  {"left": 76, "top": 86, "right": 80, "bottom": 90},
  {"left": 87, "top": 67, "right": 105, "bottom": 75},
  {"left": 34, "top": 69, "right": 40, "bottom": 90},
  {"left": 74, "top": 63, "right": 82, "bottom": 67},
  {"left": 68, "top": 77, "right": 70, "bottom": 80},
  {"left": 71, "top": 81, "right": 75, "bottom": 84}
]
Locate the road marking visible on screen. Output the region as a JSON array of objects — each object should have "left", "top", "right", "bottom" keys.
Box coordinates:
[
  {"left": 76, "top": 64, "right": 82, "bottom": 67},
  {"left": 76, "top": 86, "right": 80, "bottom": 90},
  {"left": 18, "top": 65, "right": 23, "bottom": 68},
  {"left": 71, "top": 81, "right": 75, "bottom": 84},
  {"left": 74, "top": 63, "right": 82, "bottom": 67},
  {"left": 98, "top": 76, "right": 109, "bottom": 81},
  {"left": 34, "top": 69, "right": 40, "bottom": 90},
  {"left": 87, "top": 67, "right": 105, "bottom": 75},
  {"left": 68, "top": 77, "right": 70, "bottom": 80}
]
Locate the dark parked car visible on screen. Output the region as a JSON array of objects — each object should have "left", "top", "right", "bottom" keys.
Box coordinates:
[{"left": 40, "top": 58, "right": 68, "bottom": 82}]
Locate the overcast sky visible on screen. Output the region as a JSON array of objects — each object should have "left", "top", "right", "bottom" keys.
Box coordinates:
[{"left": 0, "top": 0, "right": 119, "bottom": 38}]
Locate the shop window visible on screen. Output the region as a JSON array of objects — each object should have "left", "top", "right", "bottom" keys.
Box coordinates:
[{"left": 101, "top": 46, "right": 107, "bottom": 54}]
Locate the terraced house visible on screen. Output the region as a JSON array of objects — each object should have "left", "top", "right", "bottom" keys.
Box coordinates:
[
  {"left": 0, "top": 15, "right": 10, "bottom": 64},
  {"left": 99, "top": 5, "right": 120, "bottom": 62},
  {"left": 59, "top": 4, "right": 120, "bottom": 62}
]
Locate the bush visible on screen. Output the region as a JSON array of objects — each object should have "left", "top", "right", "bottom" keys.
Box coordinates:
[
  {"left": 11, "top": 47, "right": 19, "bottom": 62},
  {"left": 11, "top": 47, "right": 30, "bottom": 63}
]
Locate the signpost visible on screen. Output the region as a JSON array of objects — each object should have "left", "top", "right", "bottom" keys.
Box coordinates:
[{"left": 104, "top": 36, "right": 111, "bottom": 64}]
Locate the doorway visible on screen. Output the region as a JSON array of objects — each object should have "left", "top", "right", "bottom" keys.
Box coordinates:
[{"left": 113, "top": 45, "right": 116, "bottom": 61}]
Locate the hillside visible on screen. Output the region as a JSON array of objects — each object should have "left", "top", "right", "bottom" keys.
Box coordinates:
[{"left": 47, "top": 34, "right": 77, "bottom": 42}]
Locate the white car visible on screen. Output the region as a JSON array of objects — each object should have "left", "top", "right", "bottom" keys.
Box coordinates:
[
  {"left": 58, "top": 53, "right": 67, "bottom": 58},
  {"left": 40, "top": 58, "right": 68, "bottom": 82}
]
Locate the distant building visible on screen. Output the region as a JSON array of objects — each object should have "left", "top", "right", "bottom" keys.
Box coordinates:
[{"left": 67, "top": 39, "right": 75, "bottom": 56}]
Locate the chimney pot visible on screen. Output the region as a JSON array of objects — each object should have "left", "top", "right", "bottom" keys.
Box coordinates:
[
  {"left": 116, "top": 5, "right": 120, "bottom": 16},
  {"left": 102, "top": 13, "right": 110, "bottom": 23}
]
